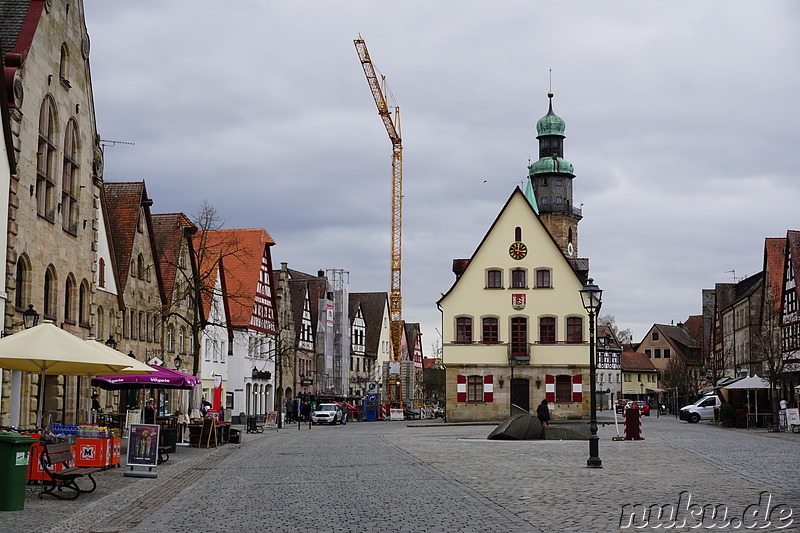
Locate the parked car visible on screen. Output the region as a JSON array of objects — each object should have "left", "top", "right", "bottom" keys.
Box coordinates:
[
  {"left": 631, "top": 400, "right": 650, "bottom": 417},
  {"left": 614, "top": 399, "right": 630, "bottom": 414},
  {"left": 311, "top": 403, "right": 344, "bottom": 425},
  {"left": 679, "top": 394, "right": 722, "bottom": 423}
]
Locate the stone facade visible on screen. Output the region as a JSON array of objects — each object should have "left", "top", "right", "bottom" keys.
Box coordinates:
[{"left": 2, "top": 1, "right": 104, "bottom": 425}]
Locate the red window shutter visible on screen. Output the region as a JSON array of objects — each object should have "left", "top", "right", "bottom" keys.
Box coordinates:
[
  {"left": 457, "top": 374, "right": 466, "bottom": 402},
  {"left": 483, "top": 374, "right": 493, "bottom": 402},
  {"left": 545, "top": 374, "right": 555, "bottom": 402},
  {"left": 572, "top": 374, "right": 583, "bottom": 403}
]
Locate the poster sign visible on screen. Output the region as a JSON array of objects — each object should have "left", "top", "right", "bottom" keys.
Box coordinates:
[
  {"left": 787, "top": 408, "right": 800, "bottom": 426},
  {"left": 127, "top": 424, "right": 160, "bottom": 467}
]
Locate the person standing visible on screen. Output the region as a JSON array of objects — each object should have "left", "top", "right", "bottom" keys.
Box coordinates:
[{"left": 536, "top": 399, "right": 551, "bottom": 427}]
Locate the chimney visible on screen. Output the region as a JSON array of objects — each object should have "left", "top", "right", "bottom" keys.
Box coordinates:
[
  {"left": 452, "top": 259, "right": 470, "bottom": 279},
  {"left": 318, "top": 269, "right": 325, "bottom": 278}
]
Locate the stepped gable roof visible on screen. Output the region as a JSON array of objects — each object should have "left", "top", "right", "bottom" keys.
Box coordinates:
[
  {"left": 621, "top": 351, "right": 656, "bottom": 372},
  {"left": 350, "top": 292, "right": 388, "bottom": 357},
  {"left": 764, "top": 237, "right": 786, "bottom": 309},
  {"left": 0, "top": 0, "right": 37, "bottom": 58},
  {"left": 200, "top": 228, "right": 274, "bottom": 328},
  {"left": 151, "top": 213, "right": 196, "bottom": 307},
  {"left": 103, "top": 182, "right": 160, "bottom": 297}
]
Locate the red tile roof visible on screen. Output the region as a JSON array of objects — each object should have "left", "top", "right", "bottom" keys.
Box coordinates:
[
  {"left": 621, "top": 351, "right": 657, "bottom": 372},
  {"left": 197, "top": 229, "right": 275, "bottom": 328},
  {"left": 103, "top": 182, "right": 146, "bottom": 291},
  {"left": 152, "top": 213, "right": 196, "bottom": 309}
]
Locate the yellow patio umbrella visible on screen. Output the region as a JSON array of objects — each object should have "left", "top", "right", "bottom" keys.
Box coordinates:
[
  {"left": 0, "top": 323, "right": 154, "bottom": 427},
  {"left": 83, "top": 340, "right": 155, "bottom": 375}
]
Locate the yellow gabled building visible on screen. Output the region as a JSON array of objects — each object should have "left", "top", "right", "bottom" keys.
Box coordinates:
[{"left": 438, "top": 94, "right": 595, "bottom": 422}]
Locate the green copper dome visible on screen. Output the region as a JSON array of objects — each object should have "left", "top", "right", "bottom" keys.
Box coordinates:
[
  {"left": 536, "top": 92, "right": 566, "bottom": 138},
  {"left": 529, "top": 156, "right": 574, "bottom": 176}
]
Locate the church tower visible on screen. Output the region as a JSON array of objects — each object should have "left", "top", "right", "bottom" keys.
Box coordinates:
[{"left": 528, "top": 92, "right": 582, "bottom": 258}]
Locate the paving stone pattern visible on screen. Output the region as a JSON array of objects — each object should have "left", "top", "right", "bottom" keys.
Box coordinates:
[{"left": 4, "top": 414, "right": 800, "bottom": 532}]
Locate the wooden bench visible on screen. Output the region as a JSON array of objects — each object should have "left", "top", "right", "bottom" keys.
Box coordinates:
[{"left": 40, "top": 442, "right": 101, "bottom": 500}]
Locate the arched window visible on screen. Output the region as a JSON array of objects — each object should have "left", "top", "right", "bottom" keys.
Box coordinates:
[
  {"left": 566, "top": 317, "right": 583, "bottom": 344},
  {"left": 511, "top": 268, "right": 527, "bottom": 289},
  {"left": 166, "top": 325, "right": 175, "bottom": 353},
  {"left": 555, "top": 375, "right": 572, "bottom": 402},
  {"left": 137, "top": 254, "right": 145, "bottom": 280},
  {"left": 481, "top": 317, "right": 499, "bottom": 344},
  {"left": 510, "top": 317, "right": 528, "bottom": 356},
  {"left": 98, "top": 257, "right": 106, "bottom": 288},
  {"left": 59, "top": 43, "right": 69, "bottom": 83},
  {"left": 153, "top": 315, "right": 160, "bottom": 343},
  {"left": 514, "top": 227, "right": 522, "bottom": 242},
  {"left": 535, "top": 269, "right": 552, "bottom": 288},
  {"left": 79, "top": 279, "right": 89, "bottom": 326},
  {"left": 486, "top": 269, "right": 502, "bottom": 289},
  {"left": 37, "top": 97, "right": 58, "bottom": 221},
  {"left": 64, "top": 275, "right": 76, "bottom": 322},
  {"left": 455, "top": 317, "right": 472, "bottom": 344},
  {"left": 14, "top": 255, "right": 31, "bottom": 310},
  {"left": 96, "top": 306, "right": 105, "bottom": 340},
  {"left": 539, "top": 317, "right": 556, "bottom": 344},
  {"left": 108, "top": 310, "right": 116, "bottom": 340},
  {"left": 44, "top": 265, "right": 57, "bottom": 319},
  {"left": 61, "top": 119, "right": 80, "bottom": 234},
  {"left": 179, "top": 327, "right": 186, "bottom": 354}
]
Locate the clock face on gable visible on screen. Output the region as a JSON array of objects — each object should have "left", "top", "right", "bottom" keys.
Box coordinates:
[{"left": 509, "top": 241, "right": 527, "bottom": 260}]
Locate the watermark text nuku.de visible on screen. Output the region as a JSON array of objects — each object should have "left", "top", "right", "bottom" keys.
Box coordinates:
[{"left": 620, "top": 491, "right": 793, "bottom": 529}]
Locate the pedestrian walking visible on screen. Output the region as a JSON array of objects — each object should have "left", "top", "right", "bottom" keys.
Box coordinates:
[
  {"left": 285, "top": 398, "right": 294, "bottom": 423},
  {"left": 536, "top": 399, "right": 550, "bottom": 427}
]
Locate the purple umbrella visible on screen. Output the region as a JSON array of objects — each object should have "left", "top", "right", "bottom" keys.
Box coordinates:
[{"left": 91, "top": 364, "right": 200, "bottom": 390}]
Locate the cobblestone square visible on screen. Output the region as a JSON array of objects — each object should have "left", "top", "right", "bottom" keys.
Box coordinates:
[{"left": 5, "top": 415, "right": 799, "bottom": 532}]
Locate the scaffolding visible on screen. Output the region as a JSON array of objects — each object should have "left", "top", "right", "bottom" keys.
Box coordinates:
[{"left": 327, "top": 269, "right": 350, "bottom": 396}]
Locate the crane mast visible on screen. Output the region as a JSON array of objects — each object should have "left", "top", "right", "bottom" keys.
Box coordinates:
[{"left": 354, "top": 37, "right": 404, "bottom": 405}]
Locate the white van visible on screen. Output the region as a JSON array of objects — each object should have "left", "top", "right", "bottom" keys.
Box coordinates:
[{"left": 679, "top": 395, "right": 722, "bottom": 423}]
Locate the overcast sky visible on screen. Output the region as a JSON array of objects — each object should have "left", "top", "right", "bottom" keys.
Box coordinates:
[{"left": 84, "top": 1, "right": 800, "bottom": 350}]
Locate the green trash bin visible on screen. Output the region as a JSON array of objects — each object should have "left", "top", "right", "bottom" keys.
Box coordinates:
[{"left": 0, "top": 433, "right": 37, "bottom": 511}]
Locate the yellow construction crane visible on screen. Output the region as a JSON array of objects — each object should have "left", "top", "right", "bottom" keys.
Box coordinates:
[{"left": 354, "top": 36, "right": 404, "bottom": 404}]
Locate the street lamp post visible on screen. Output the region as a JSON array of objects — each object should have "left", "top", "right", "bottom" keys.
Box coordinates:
[
  {"left": 508, "top": 355, "right": 518, "bottom": 418},
  {"left": 580, "top": 278, "right": 603, "bottom": 469}
]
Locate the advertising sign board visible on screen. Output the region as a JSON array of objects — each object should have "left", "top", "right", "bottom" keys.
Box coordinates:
[{"left": 127, "top": 424, "right": 160, "bottom": 467}]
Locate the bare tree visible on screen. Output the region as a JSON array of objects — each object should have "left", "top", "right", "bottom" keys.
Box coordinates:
[
  {"left": 598, "top": 314, "right": 633, "bottom": 345},
  {"left": 662, "top": 356, "right": 696, "bottom": 409},
  {"left": 751, "top": 292, "right": 785, "bottom": 432},
  {"left": 157, "top": 200, "right": 249, "bottom": 409}
]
